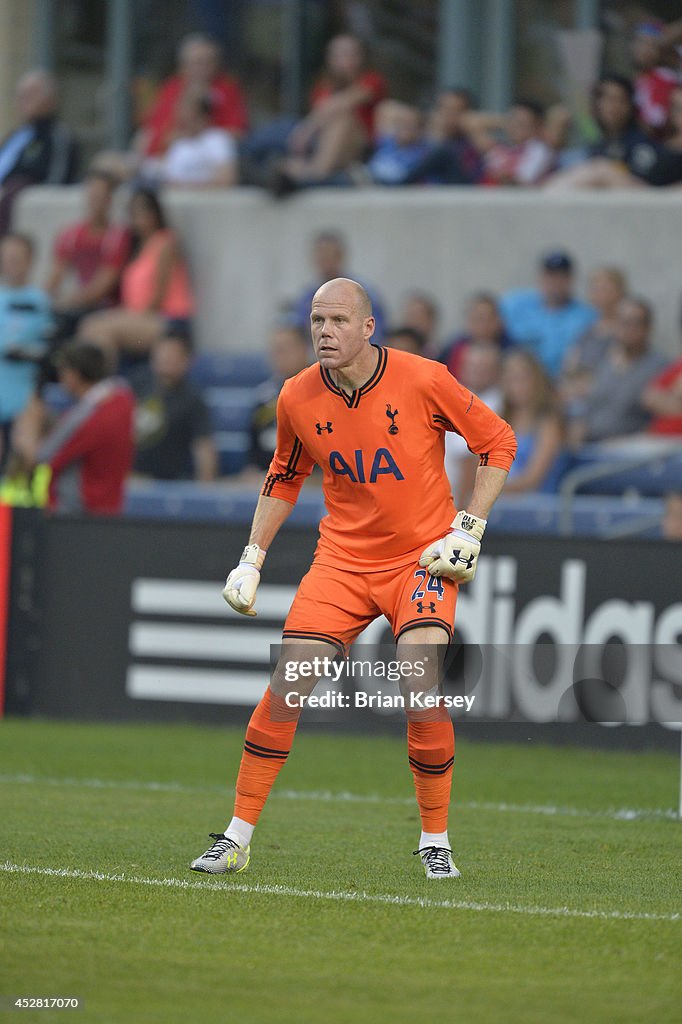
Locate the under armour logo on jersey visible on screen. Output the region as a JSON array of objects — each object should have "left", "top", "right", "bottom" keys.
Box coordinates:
[
  {"left": 416, "top": 601, "right": 436, "bottom": 614},
  {"left": 385, "top": 404, "right": 399, "bottom": 434},
  {"left": 316, "top": 421, "right": 333, "bottom": 434}
]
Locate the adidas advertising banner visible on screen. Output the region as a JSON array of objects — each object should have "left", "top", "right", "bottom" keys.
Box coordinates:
[{"left": 5, "top": 510, "right": 681, "bottom": 747}]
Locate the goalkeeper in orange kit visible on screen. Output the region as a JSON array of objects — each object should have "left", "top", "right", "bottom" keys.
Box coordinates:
[{"left": 190, "top": 277, "right": 516, "bottom": 879}]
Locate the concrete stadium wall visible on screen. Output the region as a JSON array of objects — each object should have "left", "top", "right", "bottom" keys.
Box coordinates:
[{"left": 16, "top": 186, "right": 682, "bottom": 356}]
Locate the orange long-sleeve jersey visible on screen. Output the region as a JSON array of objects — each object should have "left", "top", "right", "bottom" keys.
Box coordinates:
[{"left": 262, "top": 346, "right": 516, "bottom": 571}]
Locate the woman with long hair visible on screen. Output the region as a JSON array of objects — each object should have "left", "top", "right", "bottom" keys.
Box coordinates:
[
  {"left": 501, "top": 350, "right": 564, "bottom": 493},
  {"left": 78, "top": 188, "right": 194, "bottom": 363}
]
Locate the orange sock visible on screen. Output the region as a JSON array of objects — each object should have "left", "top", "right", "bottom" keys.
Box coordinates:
[
  {"left": 233, "top": 687, "right": 301, "bottom": 825},
  {"left": 407, "top": 711, "right": 455, "bottom": 833}
]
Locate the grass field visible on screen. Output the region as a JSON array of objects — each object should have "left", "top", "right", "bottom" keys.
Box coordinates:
[{"left": 1, "top": 718, "right": 681, "bottom": 1024}]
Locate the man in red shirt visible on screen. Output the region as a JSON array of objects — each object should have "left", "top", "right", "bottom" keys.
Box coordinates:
[
  {"left": 632, "top": 21, "right": 680, "bottom": 135},
  {"left": 46, "top": 170, "right": 131, "bottom": 323},
  {"left": 643, "top": 356, "right": 682, "bottom": 435},
  {"left": 272, "top": 34, "right": 386, "bottom": 193},
  {"left": 139, "top": 34, "right": 248, "bottom": 158},
  {"left": 37, "top": 341, "right": 134, "bottom": 514}
]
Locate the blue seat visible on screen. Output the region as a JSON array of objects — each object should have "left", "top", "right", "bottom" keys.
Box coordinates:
[
  {"left": 190, "top": 353, "right": 270, "bottom": 389},
  {"left": 205, "top": 387, "right": 254, "bottom": 431}
]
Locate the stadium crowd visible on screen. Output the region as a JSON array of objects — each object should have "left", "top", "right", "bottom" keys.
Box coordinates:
[{"left": 0, "top": 18, "right": 680, "bottom": 530}]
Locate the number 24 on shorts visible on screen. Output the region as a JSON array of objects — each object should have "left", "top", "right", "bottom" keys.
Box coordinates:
[{"left": 411, "top": 568, "right": 444, "bottom": 603}]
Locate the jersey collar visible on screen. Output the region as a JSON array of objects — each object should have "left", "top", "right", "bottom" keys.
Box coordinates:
[{"left": 319, "top": 345, "right": 388, "bottom": 409}]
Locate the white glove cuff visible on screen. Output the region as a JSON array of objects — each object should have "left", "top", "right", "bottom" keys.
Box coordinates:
[
  {"left": 450, "top": 510, "right": 487, "bottom": 543},
  {"left": 451, "top": 529, "right": 481, "bottom": 546},
  {"left": 239, "top": 543, "right": 267, "bottom": 571}
]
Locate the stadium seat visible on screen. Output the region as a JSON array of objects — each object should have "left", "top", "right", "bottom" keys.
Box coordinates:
[
  {"left": 190, "top": 353, "right": 270, "bottom": 389},
  {"left": 123, "top": 482, "right": 664, "bottom": 538}
]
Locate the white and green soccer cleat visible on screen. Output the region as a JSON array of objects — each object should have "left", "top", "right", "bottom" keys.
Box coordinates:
[
  {"left": 414, "top": 845, "right": 461, "bottom": 879},
  {"left": 190, "top": 833, "right": 250, "bottom": 874}
]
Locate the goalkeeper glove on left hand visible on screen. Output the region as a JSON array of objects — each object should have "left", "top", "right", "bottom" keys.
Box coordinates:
[
  {"left": 222, "top": 544, "right": 267, "bottom": 616},
  {"left": 419, "top": 510, "right": 487, "bottom": 584}
]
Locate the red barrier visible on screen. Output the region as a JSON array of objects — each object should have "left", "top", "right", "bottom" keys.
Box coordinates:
[{"left": 0, "top": 504, "right": 12, "bottom": 715}]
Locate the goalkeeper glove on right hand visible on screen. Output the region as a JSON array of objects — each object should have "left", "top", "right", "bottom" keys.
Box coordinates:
[
  {"left": 222, "top": 544, "right": 267, "bottom": 617},
  {"left": 419, "top": 510, "right": 487, "bottom": 585}
]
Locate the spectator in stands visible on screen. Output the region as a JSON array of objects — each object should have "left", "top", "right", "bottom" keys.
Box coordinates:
[
  {"left": 403, "top": 87, "right": 482, "bottom": 185},
  {"left": 441, "top": 292, "right": 512, "bottom": 380},
  {"left": 365, "top": 102, "right": 430, "bottom": 185},
  {"left": 642, "top": 341, "right": 682, "bottom": 436},
  {"left": 245, "top": 324, "right": 312, "bottom": 475},
  {"left": 138, "top": 33, "right": 248, "bottom": 158},
  {"left": 465, "top": 99, "right": 555, "bottom": 186},
  {"left": 141, "top": 86, "right": 238, "bottom": 188},
  {"left": 270, "top": 34, "right": 386, "bottom": 195},
  {"left": 571, "top": 297, "right": 668, "bottom": 446},
  {"left": 560, "top": 267, "right": 628, "bottom": 418},
  {"left": 33, "top": 341, "right": 134, "bottom": 514},
  {"left": 0, "top": 70, "right": 78, "bottom": 236},
  {"left": 662, "top": 492, "right": 682, "bottom": 541},
  {"left": 399, "top": 291, "right": 440, "bottom": 355},
  {"left": 78, "top": 188, "right": 194, "bottom": 365},
  {"left": 132, "top": 331, "right": 216, "bottom": 481},
  {"left": 0, "top": 233, "right": 51, "bottom": 466},
  {"left": 445, "top": 341, "right": 504, "bottom": 505},
  {"left": 500, "top": 349, "right": 564, "bottom": 494},
  {"left": 384, "top": 326, "right": 427, "bottom": 356},
  {"left": 632, "top": 20, "right": 679, "bottom": 135},
  {"left": 291, "top": 230, "right": 386, "bottom": 341},
  {"left": 500, "top": 251, "right": 595, "bottom": 378},
  {"left": 544, "top": 76, "right": 663, "bottom": 190},
  {"left": 46, "top": 170, "right": 131, "bottom": 341}
]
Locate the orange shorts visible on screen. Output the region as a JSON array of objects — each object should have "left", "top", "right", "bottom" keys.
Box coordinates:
[{"left": 283, "top": 557, "right": 458, "bottom": 653}]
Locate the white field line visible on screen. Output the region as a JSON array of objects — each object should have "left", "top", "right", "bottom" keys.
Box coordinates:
[
  {"left": 0, "top": 773, "right": 677, "bottom": 822},
  {"left": 1, "top": 862, "right": 679, "bottom": 922}
]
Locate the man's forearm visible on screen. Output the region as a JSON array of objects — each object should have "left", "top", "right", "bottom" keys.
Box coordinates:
[
  {"left": 466, "top": 465, "right": 509, "bottom": 519},
  {"left": 248, "top": 493, "right": 295, "bottom": 550}
]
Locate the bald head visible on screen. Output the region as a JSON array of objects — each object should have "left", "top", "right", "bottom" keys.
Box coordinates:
[
  {"left": 310, "top": 277, "right": 376, "bottom": 376},
  {"left": 313, "top": 277, "right": 372, "bottom": 319}
]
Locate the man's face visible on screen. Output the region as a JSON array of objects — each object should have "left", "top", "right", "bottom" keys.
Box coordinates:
[
  {"left": 15, "top": 73, "right": 54, "bottom": 120},
  {"left": 632, "top": 33, "right": 660, "bottom": 71},
  {"left": 506, "top": 106, "right": 539, "bottom": 146},
  {"left": 539, "top": 269, "right": 573, "bottom": 306},
  {"left": 0, "top": 238, "right": 31, "bottom": 286},
  {"left": 326, "top": 35, "right": 363, "bottom": 83},
  {"left": 615, "top": 300, "right": 650, "bottom": 355},
  {"left": 393, "top": 105, "right": 422, "bottom": 146},
  {"left": 467, "top": 300, "right": 501, "bottom": 341},
  {"left": 85, "top": 177, "right": 113, "bottom": 221},
  {"left": 152, "top": 339, "right": 190, "bottom": 385},
  {"left": 596, "top": 82, "right": 632, "bottom": 133},
  {"left": 181, "top": 41, "right": 219, "bottom": 84},
  {"left": 313, "top": 238, "right": 345, "bottom": 281},
  {"left": 435, "top": 92, "right": 468, "bottom": 137},
  {"left": 403, "top": 297, "right": 435, "bottom": 339},
  {"left": 310, "top": 287, "right": 374, "bottom": 371},
  {"left": 270, "top": 328, "right": 310, "bottom": 380},
  {"left": 460, "top": 343, "right": 501, "bottom": 393}
]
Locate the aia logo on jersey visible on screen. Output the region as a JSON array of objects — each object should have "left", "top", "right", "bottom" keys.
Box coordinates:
[
  {"left": 385, "top": 404, "right": 399, "bottom": 434},
  {"left": 316, "top": 421, "right": 333, "bottom": 434},
  {"left": 329, "top": 447, "right": 405, "bottom": 483}
]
